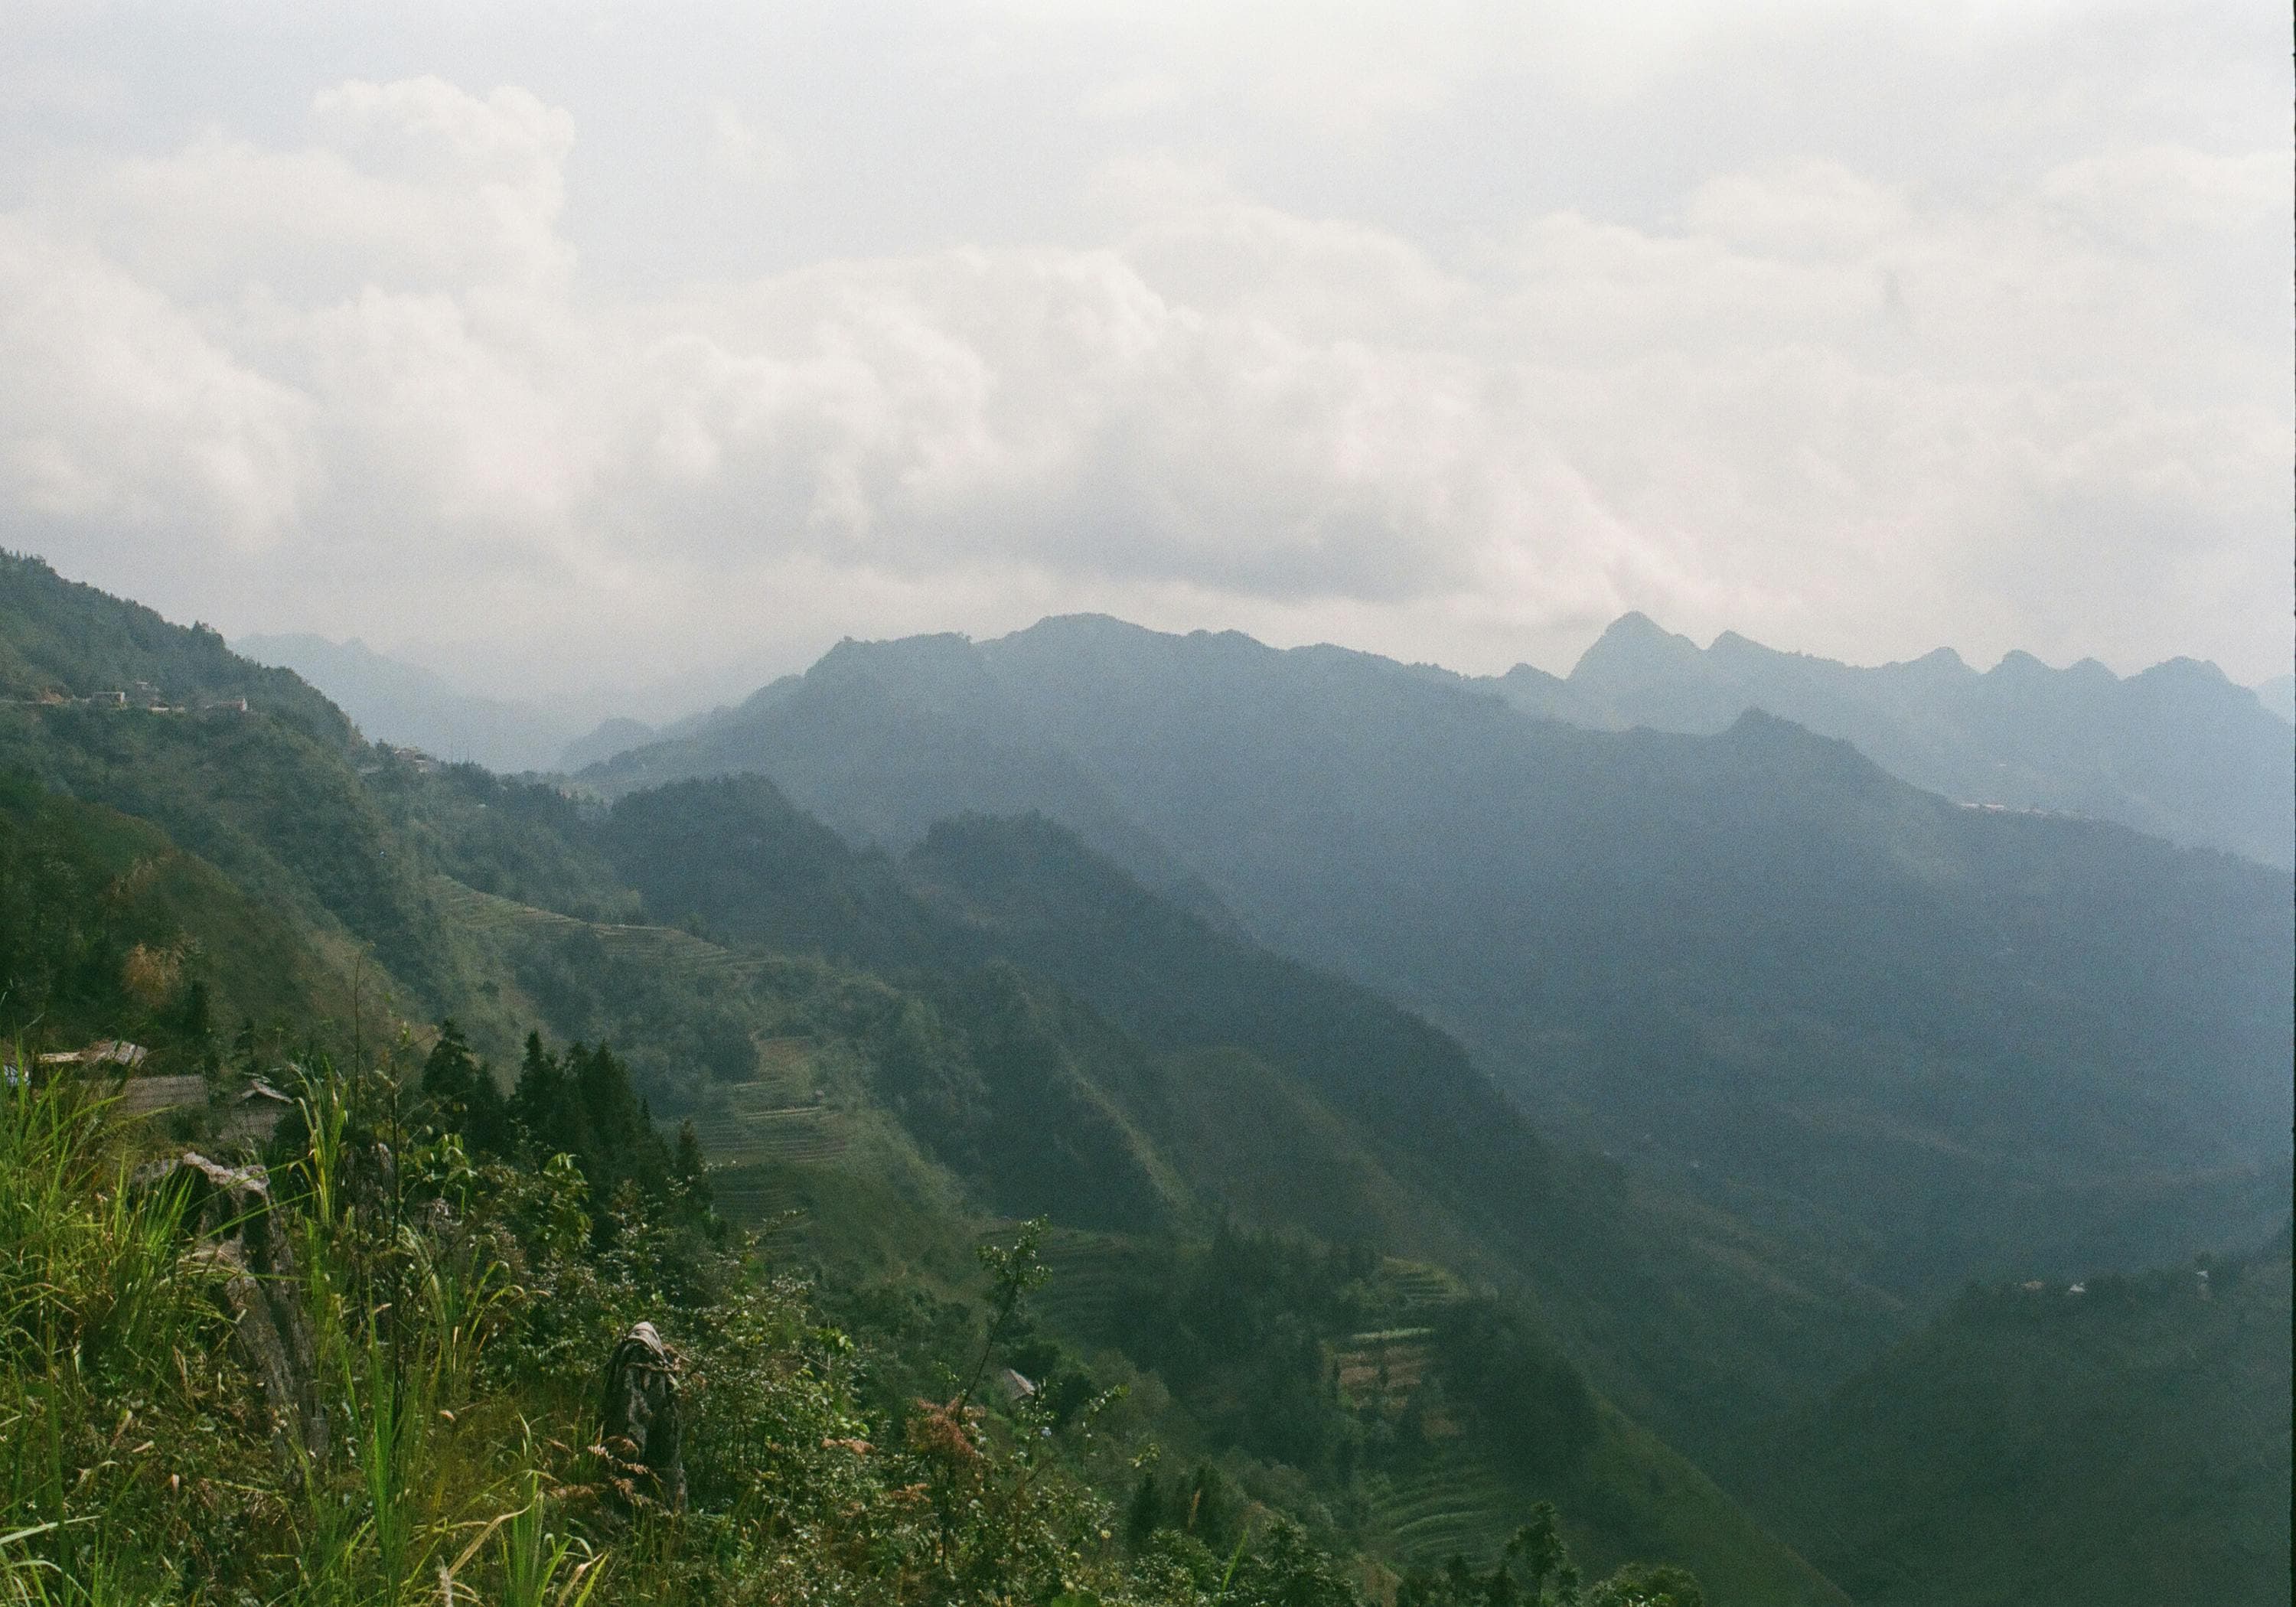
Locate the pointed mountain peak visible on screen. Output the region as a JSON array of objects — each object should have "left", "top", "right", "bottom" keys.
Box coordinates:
[
  {"left": 2135, "top": 655, "right": 2232, "bottom": 689},
  {"left": 1572, "top": 611, "right": 1707, "bottom": 683},
  {"left": 1602, "top": 610, "right": 1675, "bottom": 643},
  {"left": 1987, "top": 648, "right": 2052, "bottom": 678}
]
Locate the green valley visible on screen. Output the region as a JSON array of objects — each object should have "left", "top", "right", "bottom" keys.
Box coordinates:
[{"left": 0, "top": 553, "right": 2283, "bottom": 1605}]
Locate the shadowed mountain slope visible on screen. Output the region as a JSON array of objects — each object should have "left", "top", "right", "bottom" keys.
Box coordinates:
[
  {"left": 1736, "top": 1227, "right": 2291, "bottom": 1607},
  {"left": 590, "top": 774, "right": 1902, "bottom": 1478},
  {"left": 579, "top": 615, "right": 2294, "bottom": 1304}
]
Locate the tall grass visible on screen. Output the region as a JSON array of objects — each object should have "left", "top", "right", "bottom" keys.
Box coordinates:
[
  {"left": 0, "top": 1063, "right": 217, "bottom": 1604},
  {"left": 1, "top": 1054, "right": 571, "bottom": 1606}
]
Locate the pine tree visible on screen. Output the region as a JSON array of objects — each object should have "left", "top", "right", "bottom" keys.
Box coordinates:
[
  {"left": 673, "top": 1118, "right": 712, "bottom": 1221},
  {"left": 420, "top": 1019, "right": 511, "bottom": 1157}
]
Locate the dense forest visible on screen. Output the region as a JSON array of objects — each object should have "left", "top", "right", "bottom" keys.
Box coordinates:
[{"left": 1, "top": 553, "right": 2285, "bottom": 1604}]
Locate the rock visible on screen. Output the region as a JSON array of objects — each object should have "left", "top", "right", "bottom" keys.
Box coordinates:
[
  {"left": 140, "top": 1152, "right": 328, "bottom": 1472},
  {"left": 598, "top": 1321, "right": 686, "bottom": 1514}
]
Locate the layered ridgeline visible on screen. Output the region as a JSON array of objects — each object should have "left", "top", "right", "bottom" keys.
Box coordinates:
[
  {"left": 581, "top": 616, "right": 2293, "bottom": 1299},
  {"left": 1496, "top": 612, "right": 2292, "bottom": 868},
  {"left": 5, "top": 553, "right": 2285, "bottom": 1602},
  {"left": 589, "top": 779, "right": 1903, "bottom": 1450},
  {"left": 234, "top": 632, "right": 584, "bottom": 774},
  {"left": 0, "top": 551, "right": 1848, "bottom": 1601}
]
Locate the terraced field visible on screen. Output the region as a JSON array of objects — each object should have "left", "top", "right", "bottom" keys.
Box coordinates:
[
  {"left": 1332, "top": 1328, "right": 1434, "bottom": 1413},
  {"left": 435, "top": 878, "right": 770, "bottom": 986},
  {"left": 1361, "top": 1446, "right": 1523, "bottom": 1570},
  {"left": 1373, "top": 1257, "right": 1466, "bottom": 1312},
  {"left": 438, "top": 878, "right": 859, "bottom": 1229},
  {"left": 1032, "top": 1230, "right": 1159, "bottom": 1344},
  {"left": 682, "top": 1032, "right": 850, "bottom": 1167},
  {"left": 707, "top": 1165, "right": 806, "bottom": 1235}
]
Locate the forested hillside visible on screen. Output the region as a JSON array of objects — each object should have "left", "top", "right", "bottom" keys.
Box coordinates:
[
  {"left": 0, "top": 555, "right": 1848, "bottom": 1602},
  {"left": 579, "top": 614, "right": 2294, "bottom": 1299},
  {"left": 2, "top": 556, "right": 2283, "bottom": 1603},
  {"left": 1737, "top": 1230, "right": 2292, "bottom": 1606}
]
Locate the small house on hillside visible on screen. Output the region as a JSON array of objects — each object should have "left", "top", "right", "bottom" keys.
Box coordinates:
[{"left": 40, "top": 1039, "right": 149, "bottom": 1071}]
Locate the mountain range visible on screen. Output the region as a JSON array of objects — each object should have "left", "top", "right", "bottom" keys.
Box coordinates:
[
  {"left": 580, "top": 615, "right": 2291, "bottom": 1299},
  {"left": 3, "top": 550, "right": 2286, "bottom": 1602},
  {"left": 243, "top": 620, "right": 2296, "bottom": 870},
  {"left": 1498, "top": 612, "right": 2292, "bottom": 868}
]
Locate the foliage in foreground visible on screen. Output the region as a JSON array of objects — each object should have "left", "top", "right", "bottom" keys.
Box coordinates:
[{"left": 0, "top": 1040, "right": 1701, "bottom": 1606}]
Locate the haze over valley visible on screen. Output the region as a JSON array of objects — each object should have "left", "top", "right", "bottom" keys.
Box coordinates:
[{"left": 2, "top": 5, "right": 2288, "bottom": 1605}]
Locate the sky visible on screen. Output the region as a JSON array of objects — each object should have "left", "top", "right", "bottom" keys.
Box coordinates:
[{"left": 2, "top": 1, "right": 2288, "bottom": 717}]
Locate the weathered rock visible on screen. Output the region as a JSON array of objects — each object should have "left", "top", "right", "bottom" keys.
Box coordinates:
[
  {"left": 140, "top": 1152, "right": 328, "bottom": 1471},
  {"left": 598, "top": 1320, "right": 686, "bottom": 1514}
]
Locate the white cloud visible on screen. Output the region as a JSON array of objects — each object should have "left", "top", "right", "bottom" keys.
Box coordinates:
[
  {"left": 0, "top": 217, "right": 314, "bottom": 549},
  {"left": 706, "top": 102, "right": 784, "bottom": 182},
  {"left": 0, "top": 13, "right": 2287, "bottom": 701}
]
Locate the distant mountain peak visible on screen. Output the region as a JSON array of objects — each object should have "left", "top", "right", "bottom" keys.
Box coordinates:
[
  {"left": 2135, "top": 655, "right": 2232, "bottom": 689},
  {"left": 1905, "top": 645, "right": 1970, "bottom": 674},
  {"left": 1600, "top": 609, "right": 1678, "bottom": 644},
  {"left": 811, "top": 631, "right": 981, "bottom": 680},
  {"left": 1988, "top": 648, "right": 2053, "bottom": 677},
  {"left": 1026, "top": 611, "right": 1148, "bottom": 633},
  {"left": 1573, "top": 611, "right": 1708, "bottom": 682},
  {"left": 998, "top": 613, "right": 1168, "bottom": 651}
]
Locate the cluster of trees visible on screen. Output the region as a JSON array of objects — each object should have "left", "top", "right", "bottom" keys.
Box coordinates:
[
  {"left": 1397, "top": 1504, "right": 1703, "bottom": 1607},
  {"left": 417, "top": 1019, "right": 710, "bottom": 1231},
  {"left": 1062, "top": 1224, "right": 1597, "bottom": 1491}
]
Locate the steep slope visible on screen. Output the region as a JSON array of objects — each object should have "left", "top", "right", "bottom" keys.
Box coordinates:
[
  {"left": 234, "top": 632, "right": 580, "bottom": 773},
  {"left": 0, "top": 776, "right": 370, "bottom": 1058},
  {"left": 1, "top": 552, "right": 348, "bottom": 745},
  {"left": 576, "top": 617, "right": 2292, "bottom": 1304},
  {"left": 424, "top": 866, "right": 1848, "bottom": 1604},
  {"left": 1736, "top": 1230, "right": 2291, "bottom": 1606},
  {"left": 588, "top": 778, "right": 1903, "bottom": 1459},
  {"left": 1498, "top": 611, "right": 2294, "bottom": 868}
]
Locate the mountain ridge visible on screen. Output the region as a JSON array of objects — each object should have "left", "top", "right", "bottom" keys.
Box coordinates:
[
  {"left": 1506, "top": 612, "right": 2291, "bottom": 866},
  {"left": 234, "top": 631, "right": 583, "bottom": 774},
  {"left": 573, "top": 614, "right": 2293, "bottom": 1317}
]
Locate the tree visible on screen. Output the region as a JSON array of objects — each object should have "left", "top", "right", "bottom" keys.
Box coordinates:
[
  {"left": 419, "top": 1019, "right": 510, "bottom": 1157},
  {"left": 1586, "top": 1563, "right": 1704, "bottom": 1607},
  {"left": 671, "top": 1118, "right": 712, "bottom": 1223}
]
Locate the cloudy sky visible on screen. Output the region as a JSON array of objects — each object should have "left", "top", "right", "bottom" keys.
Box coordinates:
[{"left": 3, "top": 2, "right": 2288, "bottom": 713}]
